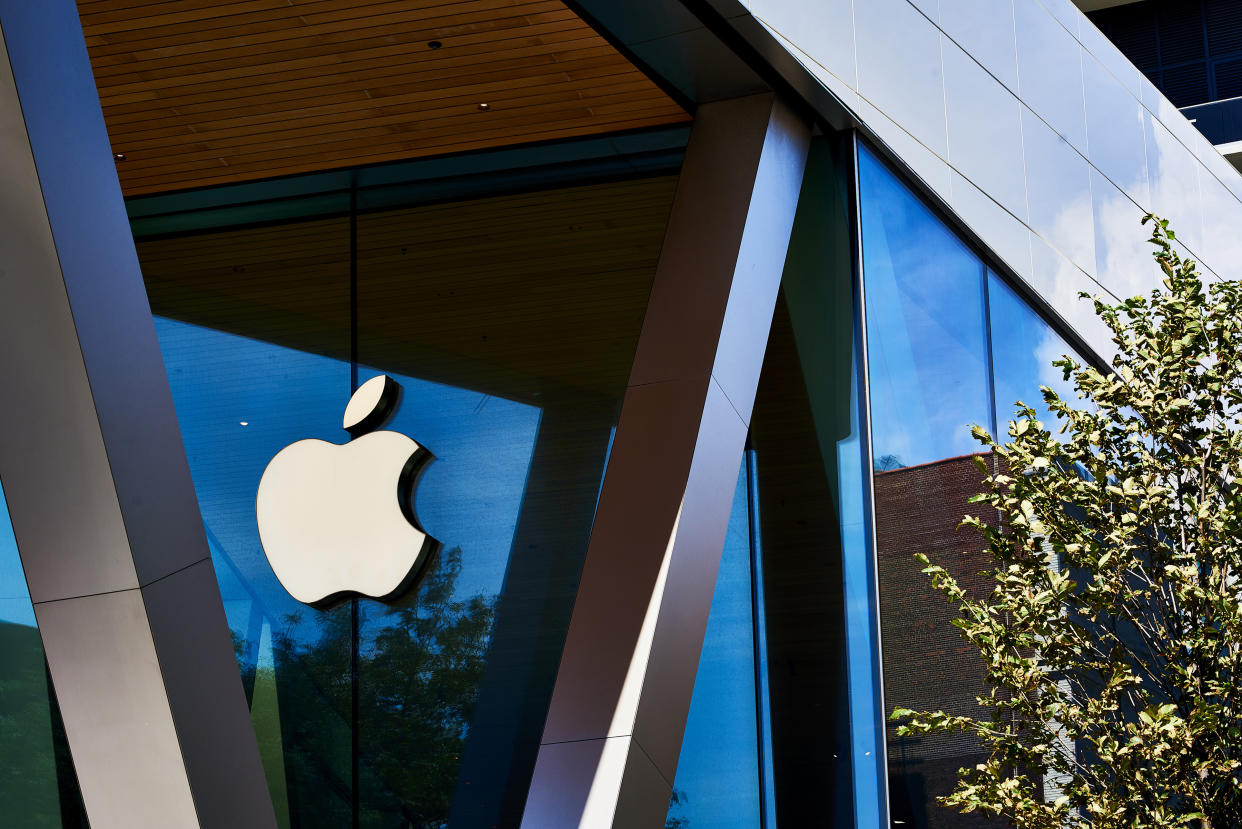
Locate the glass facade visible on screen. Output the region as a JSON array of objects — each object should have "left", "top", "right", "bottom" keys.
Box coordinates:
[
  {"left": 2, "top": 121, "right": 1103, "bottom": 829},
  {"left": 858, "top": 143, "right": 1088, "bottom": 829},
  {"left": 666, "top": 460, "right": 762, "bottom": 829},
  {"left": 0, "top": 483, "right": 89, "bottom": 827},
  {"left": 137, "top": 175, "right": 676, "bottom": 828}
]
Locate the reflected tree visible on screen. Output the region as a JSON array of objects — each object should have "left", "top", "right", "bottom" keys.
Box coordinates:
[
  {"left": 238, "top": 546, "right": 495, "bottom": 829},
  {"left": 666, "top": 788, "right": 691, "bottom": 829},
  {"left": 874, "top": 453, "right": 906, "bottom": 472}
]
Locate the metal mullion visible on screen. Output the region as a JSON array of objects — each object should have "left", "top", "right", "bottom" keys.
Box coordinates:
[{"left": 848, "top": 130, "right": 892, "bottom": 829}]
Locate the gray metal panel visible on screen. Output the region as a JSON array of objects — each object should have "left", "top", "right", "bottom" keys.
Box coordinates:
[
  {"left": 1014, "top": 0, "right": 1088, "bottom": 154},
  {"left": 522, "top": 735, "right": 612, "bottom": 827},
  {"left": 522, "top": 93, "right": 809, "bottom": 827},
  {"left": 629, "top": 378, "right": 750, "bottom": 777},
  {"left": 569, "top": 0, "right": 769, "bottom": 106},
  {"left": 0, "top": 0, "right": 207, "bottom": 594},
  {"left": 33, "top": 591, "right": 198, "bottom": 828},
  {"left": 627, "top": 95, "right": 780, "bottom": 390},
  {"left": 0, "top": 23, "right": 140, "bottom": 603},
  {"left": 942, "top": 36, "right": 1028, "bottom": 223},
  {"left": 611, "top": 740, "right": 678, "bottom": 829},
  {"left": 854, "top": 0, "right": 948, "bottom": 158},
  {"left": 0, "top": 4, "right": 276, "bottom": 826},
  {"left": 538, "top": 377, "right": 710, "bottom": 746},
  {"left": 142, "top": 561, "right": 276, "bottom": 827},
  {"left": 707, "top": 0, "right": 1242, "bottom": 368}
]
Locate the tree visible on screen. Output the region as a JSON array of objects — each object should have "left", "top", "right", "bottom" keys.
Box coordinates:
[{"left": 891, "top": 217, "right": 1242, "bottom": 828}]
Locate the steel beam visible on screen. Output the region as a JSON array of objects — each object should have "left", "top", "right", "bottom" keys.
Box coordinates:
[
  {"left": 0, "top": 4, "right": 275, "bottom": 827},
  {"left": 520, "top": 93, "right": 810, "bottom": 828}
]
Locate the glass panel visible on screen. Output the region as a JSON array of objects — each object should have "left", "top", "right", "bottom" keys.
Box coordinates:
[
  {"left": 859, "top": 142, "right": 999, "bottom": 829},
  {"left": 143, "top": 216, "right": 354, "bottom": 829},
  {"left": 1091, "top": 168, "right": 1161, "bottom": 302},
  {"left": 353, "top": 177, "right": 671, "bottom": 828},
  {"left": 141, "top": 174, "right": 674, "bottom": 828},
  {"left": 1144, "top": 112, "right": 1205, "bottom": 260},
  {"left": 859, "top": 144, "right": 991, "bottom": 469},
  {"left": 141, "top": 172, "right": 675, "bottom": 828},
  {"left": 749, "top": 137, "right": 878, "bottom": 828},
  {"left": 987, "top": 271, "right": 1081, "bottom": 438},
  {"left": 666, "top": 458, "right": 760, "bottom": 829},
  {"left": 0, "top": 482, "right": 90, "bottom": 827}
]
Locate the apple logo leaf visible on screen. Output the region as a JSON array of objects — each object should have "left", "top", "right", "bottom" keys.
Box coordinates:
[
  {"left": 255, "top": 374, "right": 439, "bottom": 607},
  {"left": 343, "top": 373, "right": 400, "bottom": 437}
]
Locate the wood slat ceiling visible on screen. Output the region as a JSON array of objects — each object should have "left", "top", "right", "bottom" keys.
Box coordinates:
[
  {"left": 78, "top": 0, "right": 691, "bottom": 196},
  {"left": 138, "top": 175, "right": 679, "bottom": 400}
]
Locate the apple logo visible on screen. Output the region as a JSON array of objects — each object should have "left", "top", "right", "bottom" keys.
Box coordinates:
[{"left": 256, "top": 374, "right": 438, "bottom": 607}]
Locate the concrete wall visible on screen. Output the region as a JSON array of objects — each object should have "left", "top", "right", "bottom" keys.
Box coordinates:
[{"left": 745, "top": 0, "right": 1242, "bottom": 361}]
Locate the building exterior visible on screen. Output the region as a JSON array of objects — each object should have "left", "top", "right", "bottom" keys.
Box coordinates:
[
  {"left": 0, "top": 1, "right": 1238, "bottom": 828},
  {"left": 1085, "top": 0, "right": 1242, "bottom": 171}
]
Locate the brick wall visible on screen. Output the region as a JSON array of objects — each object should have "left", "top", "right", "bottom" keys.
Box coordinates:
[{"left": 875, "top": 452, "right": 1003, "bottom": 829}]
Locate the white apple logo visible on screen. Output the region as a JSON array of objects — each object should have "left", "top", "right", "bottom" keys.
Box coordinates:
[{"left": 256, "top": 374, "right": 437, "bottom": 607}]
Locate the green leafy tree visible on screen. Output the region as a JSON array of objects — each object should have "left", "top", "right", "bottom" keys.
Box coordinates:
[{"left": 891, "top": 217, "right": 1242, "bottom": 828}]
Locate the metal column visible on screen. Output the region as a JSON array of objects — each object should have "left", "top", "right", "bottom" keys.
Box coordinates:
[
  {"left": 520, "top": 93, "right": 810, "bottom": 828},
  {"left": 0, "top": 4, "right": 276, "bottom": 827}
]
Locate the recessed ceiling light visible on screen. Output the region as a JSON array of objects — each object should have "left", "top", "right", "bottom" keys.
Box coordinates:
[
  {"left": 477, "top": 103, "right": 490, "bottom": 112},
  {"left": 427, "top": 40, "right": 442, "bottom": 49},
  {"left": 239, "top": 421, "right": 249, "bottom": 426},
  {"left": 113, "top": 152, "right": 127, "bottom": 161}
]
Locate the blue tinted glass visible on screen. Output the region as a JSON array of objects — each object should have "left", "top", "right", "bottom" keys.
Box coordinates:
[
  {"left": 143, "top": 176, "right": 669, "bottom": 827},
  {"left": 987, "top": 271, "right": 1081, "bottom": 436},
  {"left": 860, "top": 142, "right": 998, "bottom": 829},
  {"left": 667, "top": 458, "right": 760, "bottom": 829},
  {"left": 156, "top": 315, "right": 354, "bottom": 827},
  {"left": 751, "top": 138, "right": 881, "bottom": 828},
  {"left": 859, "top": 145, "right": 991, "bottom": 469},
  {"left": 352, "top": 369, "right": 542, "bottom": 824},
  {"left": 0, "top": 483, "right": 89, "bottom": 825}
]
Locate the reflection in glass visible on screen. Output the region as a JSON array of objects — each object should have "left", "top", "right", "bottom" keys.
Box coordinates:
[
  {"left": 141, "top": 175, "right": 673, "bottom": 828},
  {"left": 862, "top": 140, "right": 1000, "bottom": 829},
  {"left": 353, "top": 370, "right": 540, "bottom": 826},
  {"left": 0, "top": 484, "right": 90, "bottom": 827},
  {"left": 860, "top": 140, "right": 1091, "bottom": 829},
  {"left": 987, "top": 271, "right": 1080, "bottom": 435},
  {"left": 853, "top": 0, "right": 948, "bottom": 157},
  {"left": 749, "top": 138, "right": 874, "bottom": 827},
  {"left": 859, "top": 144, "right": 991, "bottom": 470},
  {"left": 942, "top": 38, "right": 1027, "bottom": 222},
  {"left": 1081, "top": 50, "right": 1149, "bottom": 209},
  {"left": 157, "top": 316, "right": 354, "bottom": 827},
  {"left": 1014, "top": 0, "right": 1088, "bottom": 154},
  {"left": 1021, "top": 107, "right": 1097, "bottom": 274},
  {"left": 666, "top": 459, "right": 760, "bottom": 829}
]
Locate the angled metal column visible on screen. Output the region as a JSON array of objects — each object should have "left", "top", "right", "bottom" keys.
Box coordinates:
[
  {"left": 521, "top": 93, "right": 810, "bottom": 828},
  {"left": 0, "top": 4, "right": 276, "bottom": 828}
]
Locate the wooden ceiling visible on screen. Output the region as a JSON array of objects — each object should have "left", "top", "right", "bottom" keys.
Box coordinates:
[
  {"left": 77, "top": 0, "right": 691, "bottom": 196},
  {"left": 138, "top": 175, "right": 679, "bottom": 401}
]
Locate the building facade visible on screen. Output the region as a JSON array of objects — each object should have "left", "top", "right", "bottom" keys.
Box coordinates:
[{"left": 0, "top": 1, "right": 1238, "bottom": 828}]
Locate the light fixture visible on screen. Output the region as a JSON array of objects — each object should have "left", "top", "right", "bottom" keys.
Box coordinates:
[
  {"left": 113, "top": 152, "right": 126, "bottom": 161},
  {"left": 477, "top": 103, "right": 490, "bottom": 112},
  {"left": 427, "top": 40, "right": 442, "bottom": 49},
  {"left": 239, "top": 421, "right": 249, "bottom": 426}
]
